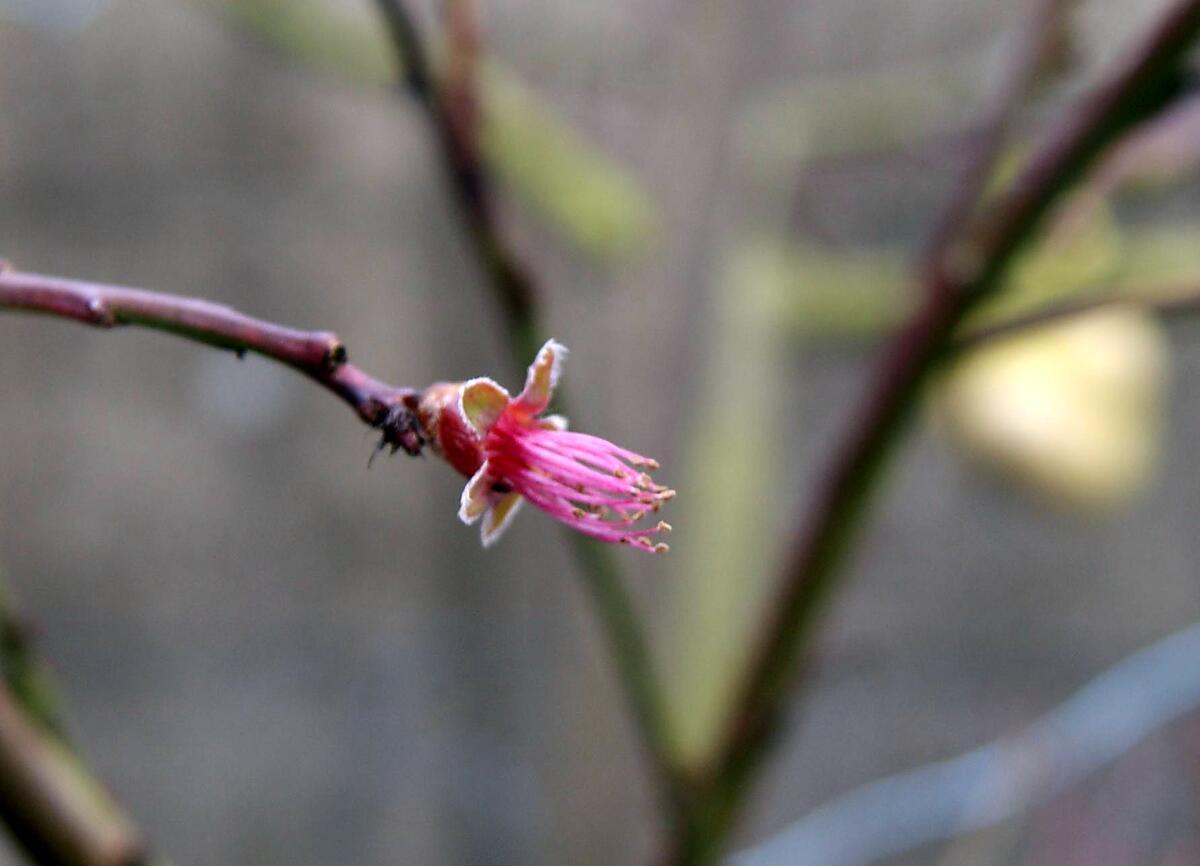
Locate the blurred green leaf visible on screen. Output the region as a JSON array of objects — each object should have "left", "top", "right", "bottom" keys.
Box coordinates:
[
  {"left": 1113, "top": 221, "right": 1200, "bottom": 289},
  {"left": 759, "top": 206, "right": 1200, "bottom": 342},
  {"left": 666, "top": 242, "right": 786, "bottom": 763},
  {"left": 732, "top": 235, "right": 912, "bottom": 338},
  {"left": 736, "top": 55, "right": 983, "bottom": 187},
  {"left": 0, "top": 568, "right": 68, "bottom": 742},
  {"left": 205, "top": 0, "right": 393, "bottom": 84},
  {"left": 196, "top": 0, "right": 658, "bottom": 261},
  {"left": 964, "top": 197, "right": 1125, "bottom": 328},
  {"left": 482, "top": 65, "right": 657, "bottom": 259}
]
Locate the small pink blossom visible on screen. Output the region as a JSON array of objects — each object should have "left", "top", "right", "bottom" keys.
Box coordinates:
[{"left": 417, "top": 340, "right": 674, "bottom": 552}]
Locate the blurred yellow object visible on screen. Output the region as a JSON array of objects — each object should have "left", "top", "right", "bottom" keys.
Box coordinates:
[{"left": 936, "top": 307, "right": 1168, "bottom": 509}]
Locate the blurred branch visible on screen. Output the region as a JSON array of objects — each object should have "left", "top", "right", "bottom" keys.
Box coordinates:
[
  {"left": 0, "top": 571, "right": 157, "bottom": 866},
  {"left": 198, "top": 0, "right": 657, "bottom": 260},
  {"left": 950, "top": 283, "right": 1200, "bottom": 357},
  {"left": 735, "top": 619, "right": 1200, "bottom": 866},
  {"left": 684, "top": 2, "right": 1200, "bottom": 860},
  {"left": 0, "top": 264, "right": 423, "bottom": 453},
  {"left": 443, "top": 0, "right": 482, "bottom": 149},
  {"left": 0, "top": 585, "right": 69, "bottom": 744},
  {"left": 919, "top": 0, "right": 1077, "bottom": 290},
  {"left": 374, "top": 0, "right": 538, "bottom": 361},
  {"left": 370, "top": 0, "right": 687, "bottom": 816},
  {"left": 0, "top": 685, "right": 146, "bottom": 866}
]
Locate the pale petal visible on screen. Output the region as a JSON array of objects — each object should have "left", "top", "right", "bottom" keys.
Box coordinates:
[
  {"left": 460, "top": 377, "right": 511, "bottom": 436},
  {"left": 515, "top": 339, "right": 567, "bottom": 414},
  {"left": 458, "top": 464, "right": 492, "bottom": 524},
  {"left": 539, "top": 414, "right": 569, "bottom": 431},
  {"left": 481, "top": 492, "right": 523, "bottom": 547}
]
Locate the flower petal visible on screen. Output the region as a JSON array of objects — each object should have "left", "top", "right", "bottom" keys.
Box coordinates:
[
  {"left": 539, "top": 414, "right": 569, "bottom": 431},
  {"left": 514, "top": 339, "right": 567, "bottom": 414},
  {"left": 481, "top": 492, "right": 523, "bottom": 547},
  {"left": 458, "top": 464, "right": 492, "bottom": 524},
  {"left": 460, "top": 377, "right": 511, "bottom": 436}
]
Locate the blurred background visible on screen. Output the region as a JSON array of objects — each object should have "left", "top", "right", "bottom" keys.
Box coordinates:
[{"left": 2, "top": 1, "right": 1200, "bottom": 864}]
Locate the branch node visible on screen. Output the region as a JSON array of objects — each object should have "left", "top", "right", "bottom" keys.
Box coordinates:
[
  {"left": 86, "top": 298, "right": 117, "bottom": 328},
  {"left": 325, "top": 339, "right": 348, "bottom": 371}
]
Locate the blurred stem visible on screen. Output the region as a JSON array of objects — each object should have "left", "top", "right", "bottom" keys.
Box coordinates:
[
  {"left": 679, "top": 1, "right": 1200, "bottom": 862},
  {"left": 374, "top": 0, "right": 538, "bottom": 361},
  {"left": 668, "top": 255, "right": 782, "bottom": 765},
  {"left": 949, "top": 282, "right": 1200, "bottom": 357},
  {"left": 0, "top": 585, "right": 68, "bottom": 744},
  {"left": 0, "top": 686, "right": 146, "bottom": 866},
  {"left": 917, "top": 0, "right": 1076, "bottom": 289},
  {"left": 566, "top": 534, "right": 689, "bottom": 805},
  {"left": 0, "top": 571, "right": 156, "bottom": 866},
  {"left": 371, "top": 0, "right": 687, "bottom": 811}
]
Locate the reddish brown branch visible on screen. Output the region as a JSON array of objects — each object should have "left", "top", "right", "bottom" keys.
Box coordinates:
[
  {"left": 370, "top": 0, "right": 689, "bottom": 829},
  {"left": 918, "top": 0, "right": 1076, "bottom": 294},
  {"left": 373, "top": 0, "right": 539, "bottom": 363},
  {"left": 0, "top": 266, "right": 423, "bottom": 454},
  {"left": 0, "top": 263, "right": 431, "bottom": 864},
  {"left": 686, "top": 0, "right": 1200, "bottom": 859}
]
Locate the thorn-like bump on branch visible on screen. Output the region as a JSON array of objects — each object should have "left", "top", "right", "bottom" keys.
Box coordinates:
[{"left": 86, "top": 298, "right": 117, "bottom": 328}]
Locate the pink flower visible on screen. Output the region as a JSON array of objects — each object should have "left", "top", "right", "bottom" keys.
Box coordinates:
[{"left": 417, "top": 340, "right": 674, "bottom": 551}]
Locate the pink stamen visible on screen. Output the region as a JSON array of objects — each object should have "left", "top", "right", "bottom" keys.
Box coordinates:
[{"left": 484, "top": 412, "right": 673, "bottom": 552}]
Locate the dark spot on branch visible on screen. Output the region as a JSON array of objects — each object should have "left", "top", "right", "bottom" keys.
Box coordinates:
[
  {"left": 326, "top": 341, "right": 348, "bottom": 370},
  {"left": 86, "top": 298, "right": 117, "bottom": 328},
  {"left": 373, "top": 403, "right": 424, "bottom": 460}
]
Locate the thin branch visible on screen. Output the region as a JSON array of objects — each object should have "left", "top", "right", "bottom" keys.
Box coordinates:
[
  {"left": 949, "top": 284, "right": 1200, "bottom": 358},
  {"left": 0, "top": 582, "right": 70, "bottom": 747},
  {"left": 690, "top": 1, "right": 1200, "bottom": 858},
  {"left": 442, "top": 0, "right": 483, "bottom": 152},
  {"left": 0, "top": 260, "right": 435, "bottom": 865},
  {"left": 0, "top": 265, "right": 423, "bottom": 454},
  {"left": 0, "top": 571, "right": 156, "bottom": 866},
  {"left": 736, "top": 618, "right": 1200, "bottom": 866},
  {"left": 373, "top": 0, "right": 538, "bottom": 361},
  {"left": 0, "top": 684, "right": 146, "bottom": 866},
  {"left": 370, "top": 0, "right": 689, "bottom": 820},
  {"left": 918, "top": 0, "right": 1076, "bottom": 295}
]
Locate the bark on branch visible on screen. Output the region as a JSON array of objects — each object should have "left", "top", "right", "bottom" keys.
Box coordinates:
[
  {"left": 689, "top": 1, "right": 1200, "bottom": 859},
  {"left": 0, "top": 265, "right": 423, "bottom": 456}
]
